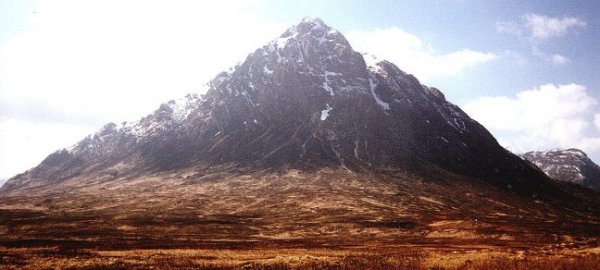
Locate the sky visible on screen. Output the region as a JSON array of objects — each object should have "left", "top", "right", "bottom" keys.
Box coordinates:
[{"left": 1, "top": 0, "right": 599, "bottom": 184}]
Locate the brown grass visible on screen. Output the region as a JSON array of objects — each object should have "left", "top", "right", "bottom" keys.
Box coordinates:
[
  {"left": 1, "top": 246, "right": 600, "bottom": 269},
  {"left": 1, "top": 169, "right": 599, "bottom": 269}
]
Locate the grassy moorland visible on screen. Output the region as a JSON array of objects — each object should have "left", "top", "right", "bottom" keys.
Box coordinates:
[
  {"left": 1, "top": 169, "right": 599, "bottom": 269},
  {"left": 1, "top": 246, "right": 600, "bottom": 269}
]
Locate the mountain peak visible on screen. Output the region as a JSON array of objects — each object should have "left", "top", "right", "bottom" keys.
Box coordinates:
[
  {"left": 2, "top": 17, "right": 558, "bottom": 198},
  {"left": 299, "top": 16, "right": 325, "bottom": 26},
  {"left": 294, "top": 17, "right": 333, "bottom": 34},
  {"left": 276, "top": 17, "right": 343, "bottom": 45}
]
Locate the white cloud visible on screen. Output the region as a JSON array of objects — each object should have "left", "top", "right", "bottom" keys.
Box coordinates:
[
  {"left": 0, "top": 117, "right": 98, "bottom": 179},
  {"left": 0, "top": 0, "right": 287, "bottom": 123},
  {"left": 594, "top": 113, "right": 600, "bottom": 131},
  {"left": 346, "top": 27, "right": 496, "bottom": 81},
  {"left": 550, "top": 54, "right": 570, "bottom": 64},
  {"left": 0, "top": 0, "right": 288, "bottom": 179},
  {"left": 532, "top": 47, "right": 571, "bottom": 65},
  {"left": 463, "top": 84, "right": 600, "bottom": 160},
  {"left": 497, "top": 13, "right": 585, "bottom": 65},
  {"left": 500, "top": 50, "right": 528, "bottom": 66},
  {"left": 496, "top": 21, "right": 522, "bottom": 37},
  {"left": 524, "top": 13, "right": 587, "bottom": 41}
]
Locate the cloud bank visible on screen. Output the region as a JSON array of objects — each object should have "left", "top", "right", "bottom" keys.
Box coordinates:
[
  {"left": 0, "top": 0, "right": 287, "bottom": 179},
  {"left": 497, "top": 13, "right": 586, "bottom": 65},
  {"left": 346, "top": 27, "right": 496, "bottom": 81},
  {"left": 463, "top": 84, "right": 600, "bottom": 160},
  {"left": 524, "top": 13, "right": 587, "bottom": 41}
]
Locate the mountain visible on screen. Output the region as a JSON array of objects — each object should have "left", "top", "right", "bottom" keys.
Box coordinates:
[
  {"left": 1, "top": 18, "right": 598, "bottom": 252},
  {"left": 521, "top": 149, "right": 600, "bottom": 191},
  {"left": 1, "top": 17, "right": 552, "bottom": 196}
]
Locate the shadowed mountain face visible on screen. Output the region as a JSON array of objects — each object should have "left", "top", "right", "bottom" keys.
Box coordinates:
[
  {"left": 1, "top": 18, "right": 553, "bottom": 196},
  {"left": 521, "top": 149, "right": 600, "bottom": 191}
]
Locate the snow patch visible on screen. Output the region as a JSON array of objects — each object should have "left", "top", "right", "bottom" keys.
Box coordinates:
[
  {"left": 368, "top": 76, "right": 390, "bottom": 111},
  {"left": 324, "top": 71, "right": 342, "bottom": 76},
  {"left": 320, "top": 103, "right": 333, "bottom": 121},
  {"left": 274, "top": 26, "right": 298, "bottom": 49},
  {"left": 320, "top": 71, "right": 342, "bottom": 96},
  {"left": 363, "top": 53, "right": 384, "bottom": 73},
  {"left": 322, "top": 73, "right": 335, "bottom": 96},
  {"left": 301, "top": 16, "right": 325, "bottom": 28},
  {"left": 121, "top": 120, "right": 153, "bottom": 138},
  {"left": 263, "top": 65, "right": 273, "bottom": 75},
  {"left": 276, "top": 37, "right": 289, "bottom": 48},
  {"left": 363, "top": 53, "right": 380, "bottom": 66},
  {"left": 119, "top": 84, "right": 208, "bottom": 139},
  {"left": 294, "top": 40, "right": 305, "bottom": 62},
  {"left": 168, "top": 93, "right": 203, "bottom": 122},
  {"left": 447, "top": 106, "right": 467, "bottom": 132},
  {"left": 276, "top": 50, "right": 285, "bottom": 63}
]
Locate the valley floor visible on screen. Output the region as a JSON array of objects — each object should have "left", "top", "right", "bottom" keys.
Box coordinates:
[
  {"left": 1, "top": 245, "right": 600, "bottom": 269},
  {"left": 1, "top": 169, "right": 599, "bottom": 269}
]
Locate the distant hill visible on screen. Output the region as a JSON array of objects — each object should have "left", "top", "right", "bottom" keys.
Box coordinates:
[{"left": 521, "top": 148, "right": 600, "bottom": 191}]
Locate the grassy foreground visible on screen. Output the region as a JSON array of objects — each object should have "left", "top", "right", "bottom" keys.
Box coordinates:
[
  {"left": 2, "top": 246, "right": 600, "bottom": 269},
  {"left": 2, "top": 169, "right": 599, "bottom": 269}
]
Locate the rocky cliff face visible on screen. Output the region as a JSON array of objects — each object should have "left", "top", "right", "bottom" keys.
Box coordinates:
[
  {"left": 521, "top": 149, "right": 600, "bottom": 191},
  {"left": 1, "top": 17, "right": 553, "bottom": 196}
]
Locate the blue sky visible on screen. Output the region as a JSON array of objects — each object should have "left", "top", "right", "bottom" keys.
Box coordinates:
[
  {"left": 1, "top": 0, "right": 599, "bottom": 181},
  {"left": 254, "top": 0, "right": 599, "bottom": 99}
]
